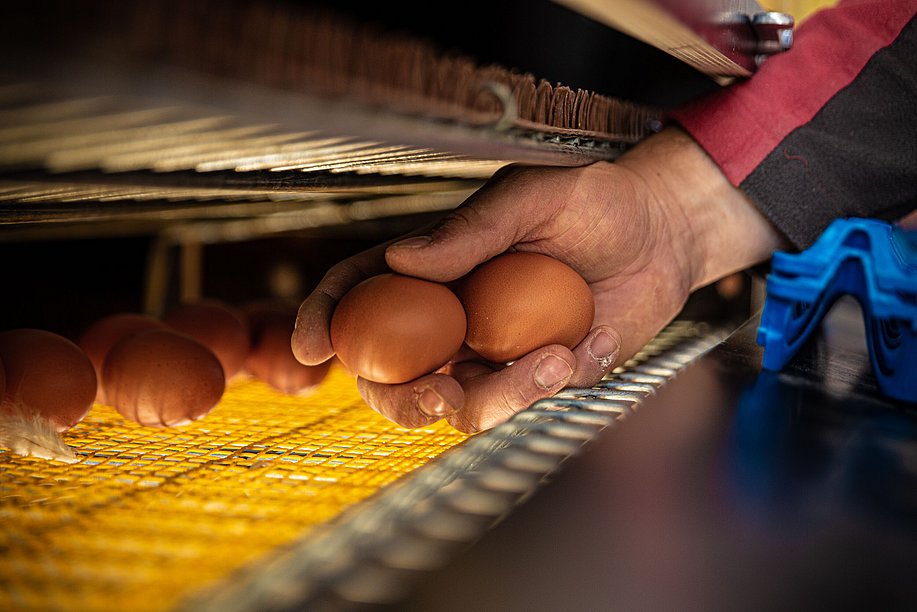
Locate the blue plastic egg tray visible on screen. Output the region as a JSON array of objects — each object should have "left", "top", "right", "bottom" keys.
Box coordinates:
[{"left": 756, "top": 217, "right": 917, "bottom": 403}]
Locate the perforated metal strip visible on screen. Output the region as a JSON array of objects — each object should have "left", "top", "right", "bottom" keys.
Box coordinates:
[{"left": 182, "top": 320, "right": 729, "bottom": 611}]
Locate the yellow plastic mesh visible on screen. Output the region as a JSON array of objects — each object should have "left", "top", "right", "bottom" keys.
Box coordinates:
[{"left": 0, "top": 365, "right": 471, "bottom": 611}]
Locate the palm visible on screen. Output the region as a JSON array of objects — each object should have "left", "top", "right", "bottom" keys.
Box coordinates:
[{"left": 454, "top": 161, "right": 692, "bottom": 362}]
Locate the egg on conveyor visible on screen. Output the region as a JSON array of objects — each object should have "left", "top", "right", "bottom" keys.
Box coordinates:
[
  {"left": 243, "top": 302, "right": 332, "bottom": 395},
  {"left": 330, "top": 273, "right": 467, "bottom": 384},
  {"left": 0, "top": 328, "right": 98, "bottom": 431},
  {"left": 78, "top": 312, "right": 167, "bottom": 403},
  {"left": 456, "top": 252, "right": 594, "bottom": 363},
  {"left": 102, "top": 328, "right": 225, "bottom": 427},
  {"left": 164, "top": 298, "right": 250, "bottom": 381}
]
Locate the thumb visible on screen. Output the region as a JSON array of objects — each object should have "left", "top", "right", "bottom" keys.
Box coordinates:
[{"left": 384, "top": 166, "right": 553, "bottom": 282}]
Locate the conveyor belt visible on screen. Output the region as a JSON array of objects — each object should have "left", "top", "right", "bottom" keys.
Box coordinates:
[
  {"left": 226, "top": 321, "right": 724, "bottom": 611},
  {"left": 0, "top": 320, "right": 726, "bottom": 611}
]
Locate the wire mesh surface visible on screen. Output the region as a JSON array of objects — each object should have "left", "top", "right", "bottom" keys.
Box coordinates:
[
  {"left": 0, "top": 365, "right": 471, "bottom": 611},
  {"left": 185, "top": 320, "right": 728, "bottom": 611},
  {"left": 0, "top": 320, "right": 727, "bottom": 612}
]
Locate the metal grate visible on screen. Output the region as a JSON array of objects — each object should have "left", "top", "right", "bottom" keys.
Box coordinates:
[
  {"left": 0, "top": 89, "right": 510, "bottom": 179},
  {"left": 183, "top": 320, "right": 728, "bottom": 611},
  {"left": 0, "top": 77, "right": 616, "bottom": 237}
]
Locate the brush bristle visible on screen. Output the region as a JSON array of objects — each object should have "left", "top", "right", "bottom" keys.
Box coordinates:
[
  {"left": 9, "top": 0, "right": 661, "bottom": 143},
  {"left": 145, "top": 1, "right": 660, "bottom": 140}
]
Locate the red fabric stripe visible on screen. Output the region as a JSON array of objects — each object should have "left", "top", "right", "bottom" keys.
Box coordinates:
[{"left": 669, "top": 0, "right": 917, "bottom": 185}]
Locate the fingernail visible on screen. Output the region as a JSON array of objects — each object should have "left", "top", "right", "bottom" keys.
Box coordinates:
[
  {"left": 588, "top": 330, "right": 619, "bottom": 367},
  {"left": 534, "top": 355, "right": 573, "bottom": 390},
  {"left": 417, "top": 387, "right": 454, "bottom": 417},
  {"left": 391, "top": 236, "right": 432, "bottom": 249}
]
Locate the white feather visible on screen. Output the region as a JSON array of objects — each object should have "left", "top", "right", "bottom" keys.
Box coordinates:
[{"left": 0, "top": 402, "right": 79, "bottom": 464}]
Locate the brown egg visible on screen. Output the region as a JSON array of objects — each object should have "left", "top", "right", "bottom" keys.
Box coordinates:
[
  {"left": 456, "top": 252, "right": 595, "bottom": 363},
  {"left": 330, "top": 273, "right": 467, "bottom": 384},
  {"left": 102, "top": 328, "right": 225, "bottom": 427},
  {"left": 78, "top": 312, "right": 167, "bottom": 402},
  {"left": 0, "top": 328, "right": 98, "bottom": 431},
  {"left": 243, "top": 302, "right": 332, "bottom": 395},
  {"left": 164, "top": 298, "right": 250, "bottom": 380}
]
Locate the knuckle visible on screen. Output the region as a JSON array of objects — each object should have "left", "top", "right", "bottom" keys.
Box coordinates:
[
  {"left": 489, "top": 162, "right": 527, "bottom": 181},
  {"left": 501, "top": 385, "right": 537, "bottom": 415},
  {"left": 359, "top": 379, "right": 438, "bottom": 429},
  {"left": 435, "top": 206, "right": 480, "bottom": 238},
  {"left": 446, "top": 413, "right": 482, "bottom": 434}
]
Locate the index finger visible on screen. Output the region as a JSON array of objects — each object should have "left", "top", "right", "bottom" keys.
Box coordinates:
[{"left": 291, "top": 242, "right": 391, "bottom": 365}]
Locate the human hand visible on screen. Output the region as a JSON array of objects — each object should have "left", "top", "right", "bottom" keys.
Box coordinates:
[{"left": 292, "top": 127, "right": 786, "bottom": 432}]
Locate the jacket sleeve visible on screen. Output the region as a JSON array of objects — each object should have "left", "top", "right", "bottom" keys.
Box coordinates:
[{"left": 668, "top": 0, "right": 917, "bottom": 250}]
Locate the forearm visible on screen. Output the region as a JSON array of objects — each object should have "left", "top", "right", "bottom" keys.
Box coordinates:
[
  {"left": 616, "top": 126, "right": 788, "bottom": 291},
  {"left": 670, "top": 1, "right": 917, "bottom": 249}
]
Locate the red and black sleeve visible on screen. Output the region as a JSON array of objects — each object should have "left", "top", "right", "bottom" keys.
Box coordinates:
[{"left": 669, "top": 0, "right": 917, "bottom": 250}]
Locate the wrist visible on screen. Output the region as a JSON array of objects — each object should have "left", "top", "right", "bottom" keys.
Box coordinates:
[{"left": 616, "top": 126, "right": 788, "bottom": 290}]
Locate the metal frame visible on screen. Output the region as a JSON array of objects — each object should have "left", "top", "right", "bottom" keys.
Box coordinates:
[{"left": 180, "top": 320, "right": 731, "bottom": 611}]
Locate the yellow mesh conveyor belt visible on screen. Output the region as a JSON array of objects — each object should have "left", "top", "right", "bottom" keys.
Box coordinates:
[{"left": 0, "top": 365, "right": 470, "bottom": 611}]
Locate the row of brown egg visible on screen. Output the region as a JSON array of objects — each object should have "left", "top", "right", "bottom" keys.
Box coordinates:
[
  {"left": 2, "top": 251, "right": 595, "bottom": 437},
  {"left": 0, "top": 298, "right": 332, "bottom": 434}
]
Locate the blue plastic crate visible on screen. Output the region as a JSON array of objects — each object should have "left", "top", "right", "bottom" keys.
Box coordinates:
[{"left": 756, "top": 217, "right": 917, "bottom": 403}]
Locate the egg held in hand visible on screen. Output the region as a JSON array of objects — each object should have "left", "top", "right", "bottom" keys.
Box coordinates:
[
  {"left": 330, "top": 273, "right": 467, "bottom": 384},
  {"left": 244, "top": 302, "right": 332, "bottom": 395},
  {"left": 78, "top": 312, "right": 167, "bottom": 403},
  {"left": 164, "top": 298, "right": 250, "bottom": 380},
  {"left": 0, "top": 328, "right": 98, "bottom": 431},
  {"left": 102, "top": 328, "right": 225, "bottom": 427},
  {"left": 456, "top": 252, "right": 595, "bottom": 363}
]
